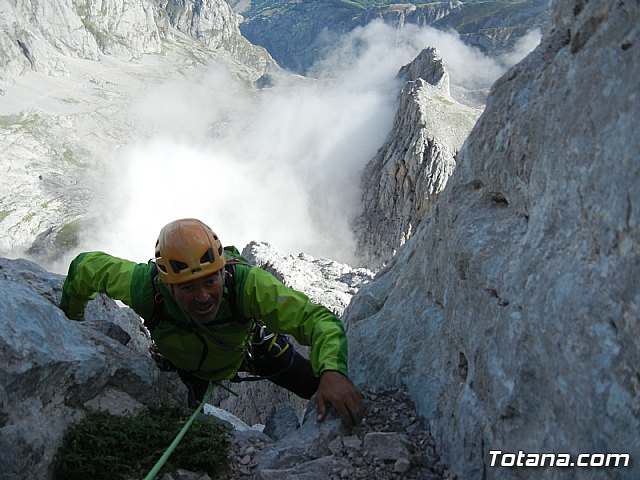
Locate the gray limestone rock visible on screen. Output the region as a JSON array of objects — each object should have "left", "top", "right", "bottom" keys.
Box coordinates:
[
  {"left": 255, "top": 455, "right": 350, "bottom": 480},
  {"left": 0, "top": 0, "right": 272, "bottom": 84},
  {"left": 161, "top": 0, "right": 273, "bottom": 76},
  {"left": 345, "top": 0, "right": 640, "bottom": 479},
  {"left": 397, "top": 47, "right": 449, "bottom": 94},
  {"left": 363, "top": 432, "right": 410, "bottom": 461},
  {"left": 263, "top": 402, "right": 301, "bottom": 441},
  {"left": 254, "top": 395, "right": 348, "bottom": 477},
  {"left": 242, "top": 241, "right": 375, "bottom": 316},
  {"left": 0, "top": 257, "right": 185, "bottom": 480},
  {"left": 354, "top": 48, "right": 481, "bottom": 269}
]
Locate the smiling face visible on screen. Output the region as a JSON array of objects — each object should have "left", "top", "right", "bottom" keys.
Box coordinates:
[{"left": 170, "top": 270, "right": 225, "bottom": 324}]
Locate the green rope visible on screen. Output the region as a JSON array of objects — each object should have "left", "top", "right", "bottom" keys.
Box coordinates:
[
  {"left": 215, "top": 382, "right": 239, "bottom": 397},
  {"left": 142, "top": 384, "right": 217, "bottom": 480}
]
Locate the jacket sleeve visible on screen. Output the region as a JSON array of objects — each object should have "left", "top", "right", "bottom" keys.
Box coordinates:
[
  {"left": 239, "top": 267, "right": 349, "bottom": 378},
  {"left": 59, "top": 251, "right": 147, "bottom": 320}
]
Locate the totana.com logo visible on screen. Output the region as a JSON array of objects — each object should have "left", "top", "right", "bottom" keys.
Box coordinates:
[{"left": 489, "top": 450, "right": 630, "bottom": 468}]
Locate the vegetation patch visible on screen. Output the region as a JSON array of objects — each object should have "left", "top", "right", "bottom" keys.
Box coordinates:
[
  {"left": 54, "top": 408, "right": 231, "bottom": 480},
  {"left": 0, "top": 112, "right": 37, "bottom": 129},
  {"left": 59, "top": 144, "right": 90, "bottom": 167},
  {"left": 53, "top": 219, "right": 84, "bottom": 251},
  {"left": 0, "top": 210, "right": 12, "bottom": 222}
]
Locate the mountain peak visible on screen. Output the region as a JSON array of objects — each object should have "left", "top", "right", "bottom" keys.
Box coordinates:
[{"left": 397, "top": 47, "right": 449, "bottom": 96}]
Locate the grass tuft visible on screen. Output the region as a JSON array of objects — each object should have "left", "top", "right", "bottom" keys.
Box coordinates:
[{"left": 53, "top": 408, "right": 231, "bottom": 480}]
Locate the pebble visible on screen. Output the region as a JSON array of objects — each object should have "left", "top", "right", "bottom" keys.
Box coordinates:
[
  {"left": 394, "top": 458, "right": 411, "bottom": 473},
  {"left": 219, "top": 388, "right": 449, "bottom": 480},
  {"left": 342, "top": 435, "right": 362, "bottom": 449}
]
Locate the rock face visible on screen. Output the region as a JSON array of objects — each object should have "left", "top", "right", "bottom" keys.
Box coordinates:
[
  {"left": 243, "top": 241, "right": 375, "bottom": 316},
  {"left": 161, "top": 0, "right": 272, "bottom": 75},
  {"left": 354, "top": 48, "right": 480, "bottom": 268},
  {"left": 0, "top": 257, "right": 185, "bottom": 480},
  {"left": 428, "top": 0, "right": 551, "bottom": 57},
  {"left": 0, "top": 0, "right": 271, "bottom": 84},
  {"left": 344, "top": 0, "right": 640, "bottom": 478}
]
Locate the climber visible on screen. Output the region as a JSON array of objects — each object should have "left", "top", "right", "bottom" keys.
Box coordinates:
[{"left": 59, "top": 218, "right": 363, "bottom": 428}]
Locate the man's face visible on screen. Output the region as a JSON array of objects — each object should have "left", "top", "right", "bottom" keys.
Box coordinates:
[{"left": 171, "top": 270, "right": 224, "bottom": 324}]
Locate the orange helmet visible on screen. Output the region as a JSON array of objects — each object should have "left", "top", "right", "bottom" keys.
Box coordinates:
[{"left": 154, "top": 218, "right": 225, "bottom": 285}]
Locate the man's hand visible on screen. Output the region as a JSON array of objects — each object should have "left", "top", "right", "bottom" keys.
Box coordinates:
[{"left": 316, "top": 370, "right": 364, "bottom": 428}]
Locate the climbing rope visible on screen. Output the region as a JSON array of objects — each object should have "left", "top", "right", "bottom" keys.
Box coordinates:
[{"left": 142, "top": 382, "right": 237, "bottom": 480}]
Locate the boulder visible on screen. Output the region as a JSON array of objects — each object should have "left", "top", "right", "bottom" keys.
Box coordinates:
[{"left": 0, "top": 257, "right": 185, "bottom": 480}]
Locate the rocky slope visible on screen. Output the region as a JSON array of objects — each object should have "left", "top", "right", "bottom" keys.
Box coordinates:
[
  {"left": 3, "top": 1, "right": 638, "bottom": 480},
  {"left": 0, "top": 242, "right": 374, "bottom": 479},
  {"left": 0, "top": 256, "right": 186, "bottom": 479},
  {"left": 234, "top": 0, "right": 551, "bottom": 75},
  {"left": 427, "top": 0, "right": 551, "bottom": 56},
  {"left": 353, "top": 47, "right": 481, "bottom": 268},
  {"left": 218, "top": 388, "right": 451, "bottom": 480},
  {"left": 344, "top": 0, "right": 640, "bottom": 479},
  {"left": 0, "top": 0, "right": 271, "bottom": 84},
  {"left": 0, "top": 0, "right": 274, "bottom": 261}
]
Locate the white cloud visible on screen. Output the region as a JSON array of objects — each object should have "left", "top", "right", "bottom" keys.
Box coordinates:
[
  {"left": 81, "top": 20, "right": 528, "bottom": 266},
  {"left": 312, "top": 20, "right": 506, "bottom": 91},
  {"left": 499, "top": 28, "right": 543, "bottom": 68}
]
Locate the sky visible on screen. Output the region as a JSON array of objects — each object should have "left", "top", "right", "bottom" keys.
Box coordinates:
[{"left": 74, "top": 21, "right": 541, "bottom": 267}]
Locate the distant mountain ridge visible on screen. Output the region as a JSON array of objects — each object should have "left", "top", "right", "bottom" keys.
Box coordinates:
[
  {"left": 0, "top": 0, "right": 275, "bottom": 262},
  {"left": 230, "top": 0, "right": 552, "bottom": 74},
  {"left": 0, "top": 0, "right": 274, "bottom": 84}
]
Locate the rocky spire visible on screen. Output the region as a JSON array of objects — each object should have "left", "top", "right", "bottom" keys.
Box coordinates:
[{"left": 353, "top": 47, "right": 480, "bottom": 269}]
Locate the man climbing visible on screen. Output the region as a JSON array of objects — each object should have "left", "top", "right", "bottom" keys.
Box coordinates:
[{"left": 59, "top": 218, "right": 363, "bottom": 428}]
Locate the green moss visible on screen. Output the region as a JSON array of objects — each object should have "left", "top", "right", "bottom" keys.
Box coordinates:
[
  {"left": 436, "top": 95, "right": 454, "bottom": 105},
  {"left": 61, "top": 147, "right": 75, "bottom": 162},
  {"left": 60, "top": 145, "right": 80, "bottom": 165},
  {"left": 0, "top": 113, "right": 36, "bottom": 128},
  {"left": 0, "top": 210, "right": 12, "bottom": 222},
  {"left": 54, "top": 408, "right": 231, "bottom": 480},
  {"left": 54, "top": 219, "right": 84, "bottom": 251},
  {"left": 59, "top": 97, "right": 81, "bottom": 104}
]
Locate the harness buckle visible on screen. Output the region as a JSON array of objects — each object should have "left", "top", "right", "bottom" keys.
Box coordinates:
[{"left": 253, "top": 323, "right": 275, "bottom": 346}]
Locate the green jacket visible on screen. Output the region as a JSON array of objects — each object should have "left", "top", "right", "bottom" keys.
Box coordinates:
[{"left": 60, "top": 250, "right": 349, "bottom": 382}]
